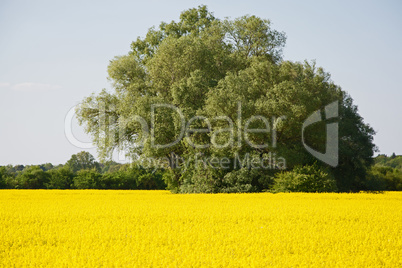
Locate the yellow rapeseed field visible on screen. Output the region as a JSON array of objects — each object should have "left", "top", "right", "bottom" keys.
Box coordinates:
[{"left": 0, "top": 190, "right": 400, "bottom": 267}]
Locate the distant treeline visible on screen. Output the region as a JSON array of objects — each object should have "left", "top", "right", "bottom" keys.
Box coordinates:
[
  {"left": 366, "top": 153, "right": 402, "bottom": 191},
  {"left": 0, "top": 152, "right": 401, "bottom": 191},
  {"left": 0, "top": 152, "right": 166, "bottom": 190}
]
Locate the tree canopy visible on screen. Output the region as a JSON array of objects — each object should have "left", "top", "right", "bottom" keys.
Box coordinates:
[{"left": 76, "top": 6, "right": 376, "bottom": 192}]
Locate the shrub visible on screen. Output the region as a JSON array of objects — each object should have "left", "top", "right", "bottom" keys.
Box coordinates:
[
  {"left": 46, "top": 167, "right": 74, "bottom": 189},
  {"left": 272, "top": 164, "right": 338, "bottom": 193},
  {"left": 16, "top": 166, "right": 50, "bottom": 189},
  {"left": 365, "top": 166, "right": 402, "bottom": 191},
  {"left": 0, "top": 167, "right": 7, "bottom": 189},
  {"left": 73, "top": 169, "right": 102, "bottom": 189}
]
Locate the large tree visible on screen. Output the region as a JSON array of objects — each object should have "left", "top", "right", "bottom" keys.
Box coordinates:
[{"left": 76, "top": 6, "right": 376, "bottom": 192}]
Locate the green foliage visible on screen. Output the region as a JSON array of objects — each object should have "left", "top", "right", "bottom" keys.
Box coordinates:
[
  {"left": 179, "top": 165, "right": 274, "bottom": 193},
  {"left": 73, "top": 6, "right": 376, "bottom": 193},
  {"left": 102, "top": 165, "right": 166, "bottom": 190},
  {"left": 0, "top": 167, "right": 7, "bottom": 189},
  {"left": 162, "top": 169, "right": 181, "bottom": 193},
  {"left": 73, "top": 169, "right": 102, "bottom": 189},
  {"left": 39, "top": 163, "right": 54, "bottom": 171},
  {"left": 76, "top": 5, "right": 286, "bottom": 161},
  {"left": 332, "top": 96, "right": 377, "bottom": 191},
  {"left": 2, "top": 166, "right": 17, "bottom": 189},
  {"left": 0, "top": 5, "right": 368, "bottom": 193},
  {"left": 272, "top": 164, "right": 338, "bottom": 193},
  {"left": 16, "top": 166, "right": 50, "bottom": 189},
  {"left": 100, "top": 160, "right": 121, "bottom": 173},
  {"left": 222, "top": 15, "right": 286, "bottom": 61},
  {"left": 0, "top": 7, "right": 380, "bottom": 193},
  {"left": 46, "top": 167, "right": 74, "bottom": 189},
  {"left": 102, "top": 171, "right": 137, "bottom": 189},
  {"left": 374, "top": 154, "right": 402, "bottom": 169},
  {"left": 137, "top": 171, "right": 164, "bottom": 190},
  {"left": 220, "top": 169, "right": 260, "bottom": 193},
  {"left": 0, "top": 151, "right": 167, "bottom": 190},
  {"left": 66, "top": 151, "right": 100, "bottom": 173},
  {"left": 179, "top": 167, "right": 224, "bottom": 193},
  {"left": 365, "top": 166, "right": 402, "bottom": 191}
]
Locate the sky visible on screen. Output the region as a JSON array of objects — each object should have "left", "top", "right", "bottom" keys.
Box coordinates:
[{"left": 0, "top": 0, "right": 401, "bottom": 165}]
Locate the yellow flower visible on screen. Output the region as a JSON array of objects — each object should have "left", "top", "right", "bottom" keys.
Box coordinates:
[{"left": 0, "top": 190, "right": 400, "bottom": 267}]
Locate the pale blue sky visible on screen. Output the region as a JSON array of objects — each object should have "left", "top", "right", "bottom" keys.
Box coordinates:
[{"left": 0, "top": 0, "right": 401, "bottom": 165}]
